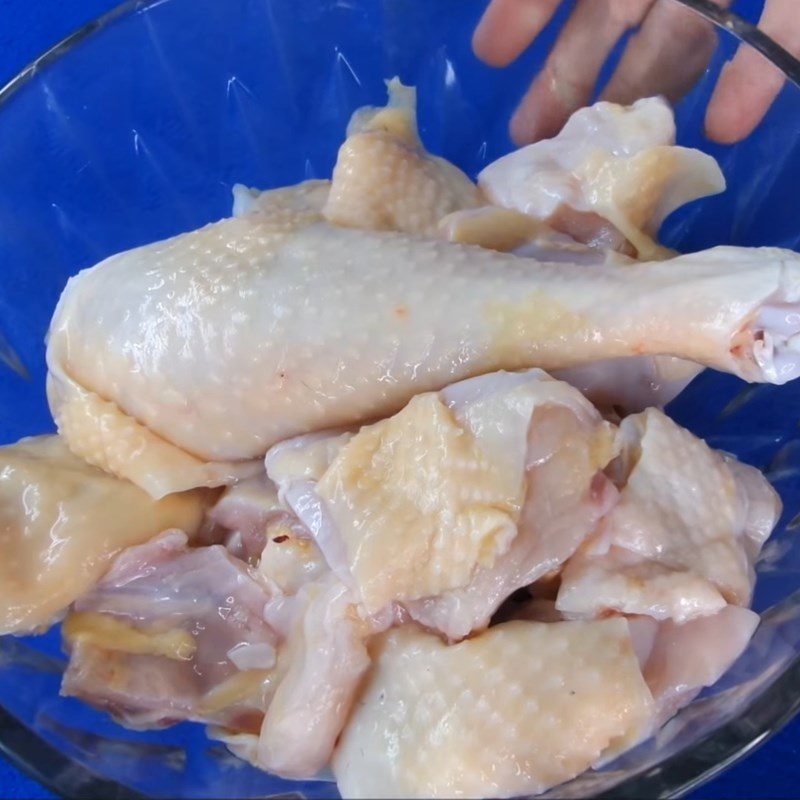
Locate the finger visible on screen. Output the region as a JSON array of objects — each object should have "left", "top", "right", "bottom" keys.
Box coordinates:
[
  {"left": 601, "top": 0, "right": 730, "bottom": 107},
  {"left": 472, "top": 0, "right": 563, "bottom": 68},
  {"left": 704, "top": 51, "right": 785, "bottom": 144},
  {"left": 706, "top": 0, "right": 800, "bottom": 144},
  {"left": 510, "top": 0, "right": 654, "bottom": 145}
]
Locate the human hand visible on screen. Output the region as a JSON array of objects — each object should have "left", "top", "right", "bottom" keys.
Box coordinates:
[{"left": 473, "top": 0, "right": 800, "bottom": 145}]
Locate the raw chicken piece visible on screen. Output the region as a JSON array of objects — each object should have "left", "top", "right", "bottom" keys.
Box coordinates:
[
  {"left": 211, "top": 446, "right": 381, "bottom": 777},
  {"left": 608, "top": 409, "right": 778, "bottom": 605},
  {"left": 62, "top": 530, "right": 279, "bottom": 731},
  {"left": 208, "top": 475, "right": 370, "bottom": 778},
  {"left": 544, "top": 205, "right": 637, "bottom": 256},
  {"left": 266, "top": 428, "right": 355, "bottom": 487},
  {"left": 207, "top": 474, "right": 284, "bottom": 561},
  {"left": 47, "top": 208, "right": 800, "bottom": 495},
  {"left": 441, "top": 206, "right": 639, "bottom": 268},
  {"left": 479, "top": 97, "right": 725, "bottom": 259},
  {"left": 438, "top": 208, "right": 703, "bottom": 411},
  {"left": 258, "top": 575, "right": 387, "bottom": 779},
  {"left": 258, "top": 519, "right": 328, "bottom": 596},
  {"left": 514, "top": 235, "right": 624, "bottom": 264},
  {"left": 209, "top": 475, "right": 281, "bottom": 534},
  {"left": 0, "top": 436, "right": 212, "bottom": 635},
  {"left": 265, "top": 370, "right": 617, "bottom": 638},
  {"left": 402, "top": 372, "right": 619, "bottom": 639},
  {"left": 437, "top": 207, "right": 703, "bottom": 411},
  {"left": 46, "top": 361, "right": 263, "bottom": 499},
  {"left": 557, "top": 409, "right": 780, "bottom": 622},
  {"left": 316, "top": 391, "right": 524, "bottom": 612},
  {"left": 628, "top": 605, "right": 759, "bottom": 724},
  {"left": 216, "top": 569, "right": 396, "bottom": 780},
  {"left": 333, "top": 620, "right": 654, "bottom": 799},
  {"left": 438, "top": 206, "right": 551, "bottom": 253},
  {"left": 265, "top": 428, "right": 356, "bottom": 584},
  {"left": 552, "top": 356, "right": 703, "bottom": 413},
  {"left": 323, "top": 79, "right": 481, "bottom": 234},
  {"left": 726, "top": 456, "right": 782, "bottom": 563},
  {"left": 438, "top": 202, "right": 634, "bottom": 263},
  {"left": 557, "top": 545, "right": 728, "bottom": 623},
  {"left": 207, "top": 470, "right": 328, "bottom": 577},
  {"left": 232, "top": 179, "right": 330, "bottom": 218}
]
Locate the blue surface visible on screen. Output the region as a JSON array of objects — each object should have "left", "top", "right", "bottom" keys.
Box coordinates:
[
  {"left": 1, "top": 0, "right": 800, "bottom": 798},
  {"left": 0, "top": 758, "right": 53, "bottom": 800},
  {"left": 0, "top": 764, "right": 53, "bottom": 799}
]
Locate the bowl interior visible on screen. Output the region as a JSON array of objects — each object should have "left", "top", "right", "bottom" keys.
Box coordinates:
[{"left": 1, "top": 0, "right": 800, "bottom": 797}]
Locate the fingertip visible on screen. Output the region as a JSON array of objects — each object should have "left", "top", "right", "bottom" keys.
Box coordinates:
[
  {"left": 509, "top": 105, "right": 538, "bottom": 146},
  {"left": 704, "top": 62, "right": 741, "bottom": 144},
  {"left": 708, "top": 0, "right": 800, "bottom": 143},
  {"left": 510, "top": 76, "right": 572, "bottom": 146},
  {"left": 473, "top": 0, "right": 563, "bottom": 68},
  {"left": 471, "top": 1, "right": 518, "bottom": 67},
  {"left": 704, "top": 112, "right": 748, "bottom": 146},
  {"left": 705, "top": 52, "right": 783, "bottom": 144},
  {"left": 471, "top": 19, "right": 494, "bottom": 64},
  {"left": 472, "top": 27, "right": 515, "bottom": 68},
  {"left": 600, "top": 0, "right": 718, "bottom": 110}
]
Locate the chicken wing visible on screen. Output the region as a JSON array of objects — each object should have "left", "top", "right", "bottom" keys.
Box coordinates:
[{"left": 478, "top": 96, "right": 725, "bottom": 260}]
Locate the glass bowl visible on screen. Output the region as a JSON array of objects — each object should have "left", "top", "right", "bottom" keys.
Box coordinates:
[{"left": 1, "top": 0, "right": 800, "bottom": 797}]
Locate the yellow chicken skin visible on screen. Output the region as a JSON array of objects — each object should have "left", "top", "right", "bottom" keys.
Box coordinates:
[{"left": 0, "top": 436, "right": 213, "bottom": 634}]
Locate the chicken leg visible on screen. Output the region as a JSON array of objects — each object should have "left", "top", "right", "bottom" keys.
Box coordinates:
[{"left": 48, "top": 211, "right": 800, "bottom": 496}]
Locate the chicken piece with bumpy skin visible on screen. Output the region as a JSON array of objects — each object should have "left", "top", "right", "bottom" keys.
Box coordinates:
[
  {"left": 556, "top": 408, "right": 781, "bottom": 621},
  {"left": 401, "top": 371, "right": 618, "bottom": 640},
  {"left": 0, "top": 436, "right": 213, "bottom": 635},
  {"left": 267, "top": 369, "right": 617, "bottom": 640},
  {"left": 333, "top": 620, "right": 654, "bottom": 799},
  {"left": 47, "top": 206, "right": 800, "bottom": 498},
  {"left": 323, "top": 78, "right": 481, "bottom": 234},
  {"left": 557, "top": 545, "right": 729, "bottom": 624}
]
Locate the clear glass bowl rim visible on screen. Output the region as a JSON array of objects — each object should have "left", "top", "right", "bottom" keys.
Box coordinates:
[{"left": 2, "top": 1, "right": 800, "bottom": 798}]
